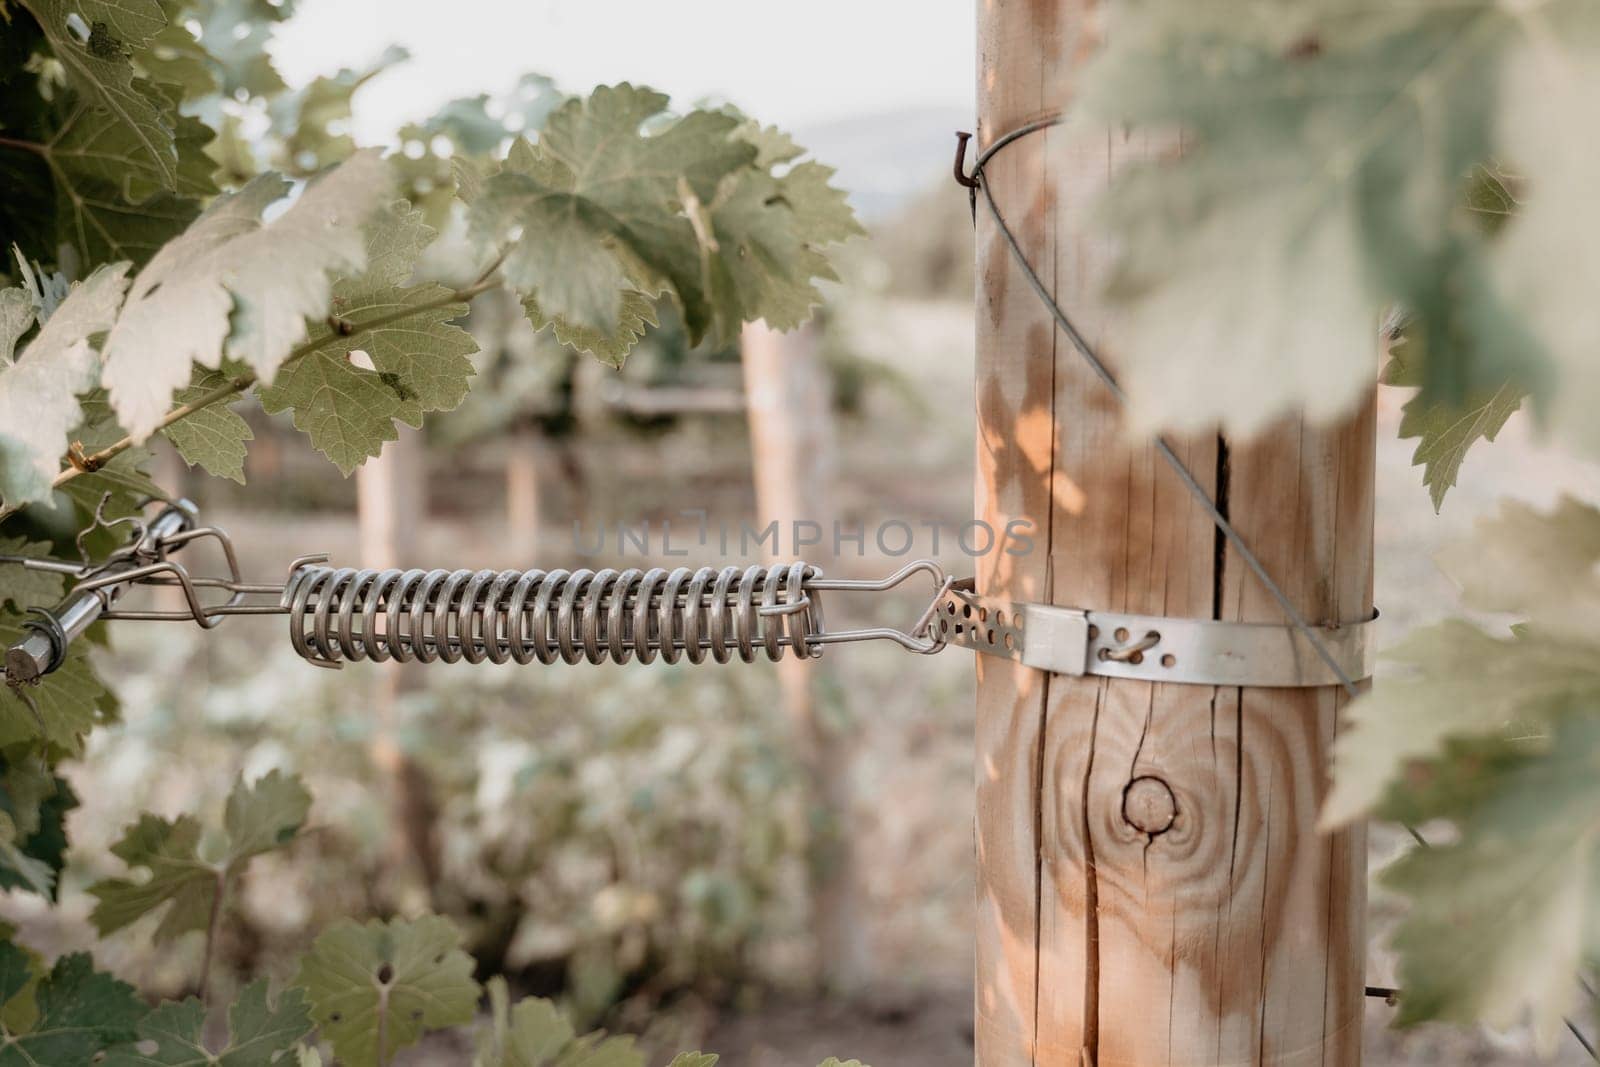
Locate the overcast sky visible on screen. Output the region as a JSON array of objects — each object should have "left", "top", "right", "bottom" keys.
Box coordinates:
[{"left": 271, "top": 0, "right": 976, "bottom": 140}]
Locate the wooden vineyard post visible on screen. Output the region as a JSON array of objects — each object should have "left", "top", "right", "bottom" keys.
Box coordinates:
[
  {"left": 973, "top": 2, "right": 1372, "bottom": 1064},
  {"left": 741, "top": 318, "right": 867, "bottom": 993},
  {"left": 357, "top": 425, "right": 442, "bottom": 903},
  {"left": 505, "top": 425, "right": 545, "bottom": 557}
]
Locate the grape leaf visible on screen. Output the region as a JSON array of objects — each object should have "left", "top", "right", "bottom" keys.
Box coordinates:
[
  {"left": 1383, "top": 337, "right": 1523, "bottom": 511},
  {"left": 471, "top": 977, "right": 699, "bottom": 1067},
  {"left": 697, "top": 152, "right": 862, "bottom": 337},
  {"left": 0, "top": 537, "right": 66, "bottom": 613},
  {"left": 0, "top": 936, "right": 41, "bottom": 1036},
  {"left": 0, "top": 755, "right": 76, "bottom": 900},
  {"left": 1321, "top": 620, "right": 1600, "bottom": 828},
  {"left": 103, "top": 980, "right": 313, "bottom": 1066},
  {"left": 268, "top": 45, "right": 408, "bottom": 176},
  {"left": 468, "top": 87, "right": 859, "bottom": 364},
  {"left": 162, "top": 370, "right": 252, "bottom": 483},
  {"left": 0, "top": 290, "right": 33, "bottom": 364},
  {"left": 0, "top": 613, "right": 110, "bottom": 752},
  {"left": 101, "top": 150, "right": 391, "bottom": 440},
  {"left": 0, "top": 950, "right": 146, "bottom": 1064},
  {"left": 467, "top": 85, "right": 754, "bottom": 352},
  {"left": 1491, "top": 53, "right": 1600, "bottom": 460},
  {"left": 521, "top": 290, "right": 656, "bottom": 368},
  {"left": 1438, "top": 496, "right": 1600, "bottom": 636},
  {"left": 258, "top": 201, "right": 476, "bottom": 473},
  {"left": 1377, "top": 714, "right": 1600, "bottom": 1051},
  {"left": 16, "top": 0, "right": 180, "bottom": 195},
  {"left": 1325, "top": 497, "right": 1600, "bottom": 826},
  {"left": 1074, "top": 0, "right": 1587, "bottom": 437},
  {"left": 0, "top": 263, "right": 130, "bottom": 508},
  {"left": 88, "top": 769, "right": 311, "bottom": 940},
  {"left": 427, "top": 73, "right": 564, "bottom": 156},
  {"left": 294, "top": 914, "right": 479, "bottom": 1067},
  {"left": 192, "top": 0, "right": 293, "bottom": 98},
  {"left": 139, "top": 1, "right": 217, "bottom": 101},
  {"left": 473, "top": 977, "right": 575, "bottom": 1067},
  {"left": 88, "top": 812, "right": 211, "bottom": 941},
  {"left": 47, "top": 102, "right": 218, "bottom": 267}
]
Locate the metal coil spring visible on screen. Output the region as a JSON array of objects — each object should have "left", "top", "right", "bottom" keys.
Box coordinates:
[{"left": 281, "top": 563, "right": 825, "bottom": 667}]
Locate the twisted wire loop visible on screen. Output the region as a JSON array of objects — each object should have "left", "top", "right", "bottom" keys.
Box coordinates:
[{"left": 281, "top": 562, "right": 825, "bottom": 668}]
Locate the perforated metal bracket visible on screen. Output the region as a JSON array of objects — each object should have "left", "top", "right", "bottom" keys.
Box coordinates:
[{"left": 933, "top": 580, "right": 1375, "bottom": 688}]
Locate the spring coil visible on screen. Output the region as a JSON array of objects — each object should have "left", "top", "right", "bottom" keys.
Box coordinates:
[{"left": 280, "top": 563, "right": 826, "bottom": 667}]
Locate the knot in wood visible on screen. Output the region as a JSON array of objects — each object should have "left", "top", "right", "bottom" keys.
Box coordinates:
[{"left": 1121, "top": 775, "right": 1177, "bottom": 836}]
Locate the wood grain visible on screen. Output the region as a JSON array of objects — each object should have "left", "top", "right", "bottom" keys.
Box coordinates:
[{"left": 974, "top": 2, "right": 1371, "bottom": 1063}]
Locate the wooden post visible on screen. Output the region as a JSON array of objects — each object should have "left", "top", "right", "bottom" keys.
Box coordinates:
[
  {"left": 357, "top": 425, "right": 442, "bottom": 902},
  {"left": 973, "top": 3, "right": 1371, "bottom": 1065},
  {"left": 741, "top": 318, "right": 867, "bottom": 994},
  {"left": 505, "top": 425, "right": 544, "bottom": 557}
]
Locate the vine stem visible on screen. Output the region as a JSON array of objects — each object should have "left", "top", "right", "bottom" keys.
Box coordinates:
[
  {"left": 199, "top": 867, "right": 228, "bottom": 1006},
  {"left": 376, "top": 983, "right": 392, "bottom": 1067},
  {"left": 0, "top": 266, "right": 505, "bottom": 522}
]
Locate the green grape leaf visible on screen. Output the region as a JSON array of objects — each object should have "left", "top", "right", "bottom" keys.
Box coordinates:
[
  {"left": 88, "top": 813, "right": 214, "bottom": 941},
  {"left": 0, "top": 614, "right": 110, "bottom": 753},
  {"left": 103, "top": 980, "right": 313, "bottom": 1066},
  {"left": 220, "top": 767, "right": 312, "bottom": 859},
  {"left": 88, "top": 769, "right": 311, "bottom": 940},
  {"left": 139, "top": 2, "right": 217, "bottom": 101},
  {"left": 0, "top": 289, "right": 33, "bottom": 363},
  {"left": 473, "top": 977, "right": 574, "bottom": 1067},
  {"left": 193, "top": 0, "right": 292, "bottom": 98},
  {"left": 697, "top": 154, "right": 861, "bottom": 337},
  {"left": 467, "top": 84, "right": 754, "bottom": 352},
  {"left": 258, "top": 202, "right": 476, "bottom": 473},
  {"left": 424, "top": 73, "right": 564, "bottom": 156},
  {"left": 0, "top": 759, "right": 77, "bottom": 900},
  {"left": 1437, "top": 495, "right": 1600, "bottom": 635},
  {"left": 47, "top": 103, "right": 218, "bottom": 267},
  {"left": 0, "top": 811, "right": 52, "bottom": 900},
  {"left": 101, "top": 150, "right": 391, "bottom": 440},
  {"left": 1325, "top": 497, "right": 1600, "bottom": 826},
  {"left": 294, "top": 915, "right": 480, "bottom": 1067},
  {"left": 669, "top": 1056, "right": 717, "bottom": 1067},
  {"left": 0, "top": 537, "right": 66, "bottom": 613},
  {"left": 1378, "top": 714, "right": 1600, "bottom": 1051},
  {"left": 16, "top": 0, "right": 180, "bottom": 195},
  {"left": 1492, "top": 55, "right": 1600, "bottom": 460},
  {"left": 268, "top": 45, "right": 408, "bottom": 176},
  {"left": 1321, "top": 620, "right": 1600, "bottom": 828},
  {"left": 162, "top": 371, "right": 252, "bottom": 483},
  {"left": 521, "top": 290, "right": 655, "bottom": 368},
  {"left": 0, "top": 937, "right": 42, "bottom": 1036},
  {"left": 0, "top": 951, "right": 146, "bottom": 1064},
  {"left": 1073, "top": 1, "right": 1583, "bottom": 437},
  {"left": 1383, "top": 337, "right": 1523, "bottom": 511},
  {"left": 0, "top": 263, "right": 131, "bottom": 508},
  {"left": 470, "top": 976, "right": 656, "bottom": 1067}
]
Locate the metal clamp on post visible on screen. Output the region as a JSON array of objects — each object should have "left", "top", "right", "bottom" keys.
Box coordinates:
[{"left": 932, "top": 579, "right": 1375, "bottom": 688}]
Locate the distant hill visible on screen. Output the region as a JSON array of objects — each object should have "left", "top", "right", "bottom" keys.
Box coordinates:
[{"left": 795, "top": 105, "right": 974, "bottom": 222}]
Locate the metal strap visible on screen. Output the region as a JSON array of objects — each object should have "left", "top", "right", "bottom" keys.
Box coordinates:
[{"left": 934, "top": 581, "right": 1374, "bottom": 688}]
